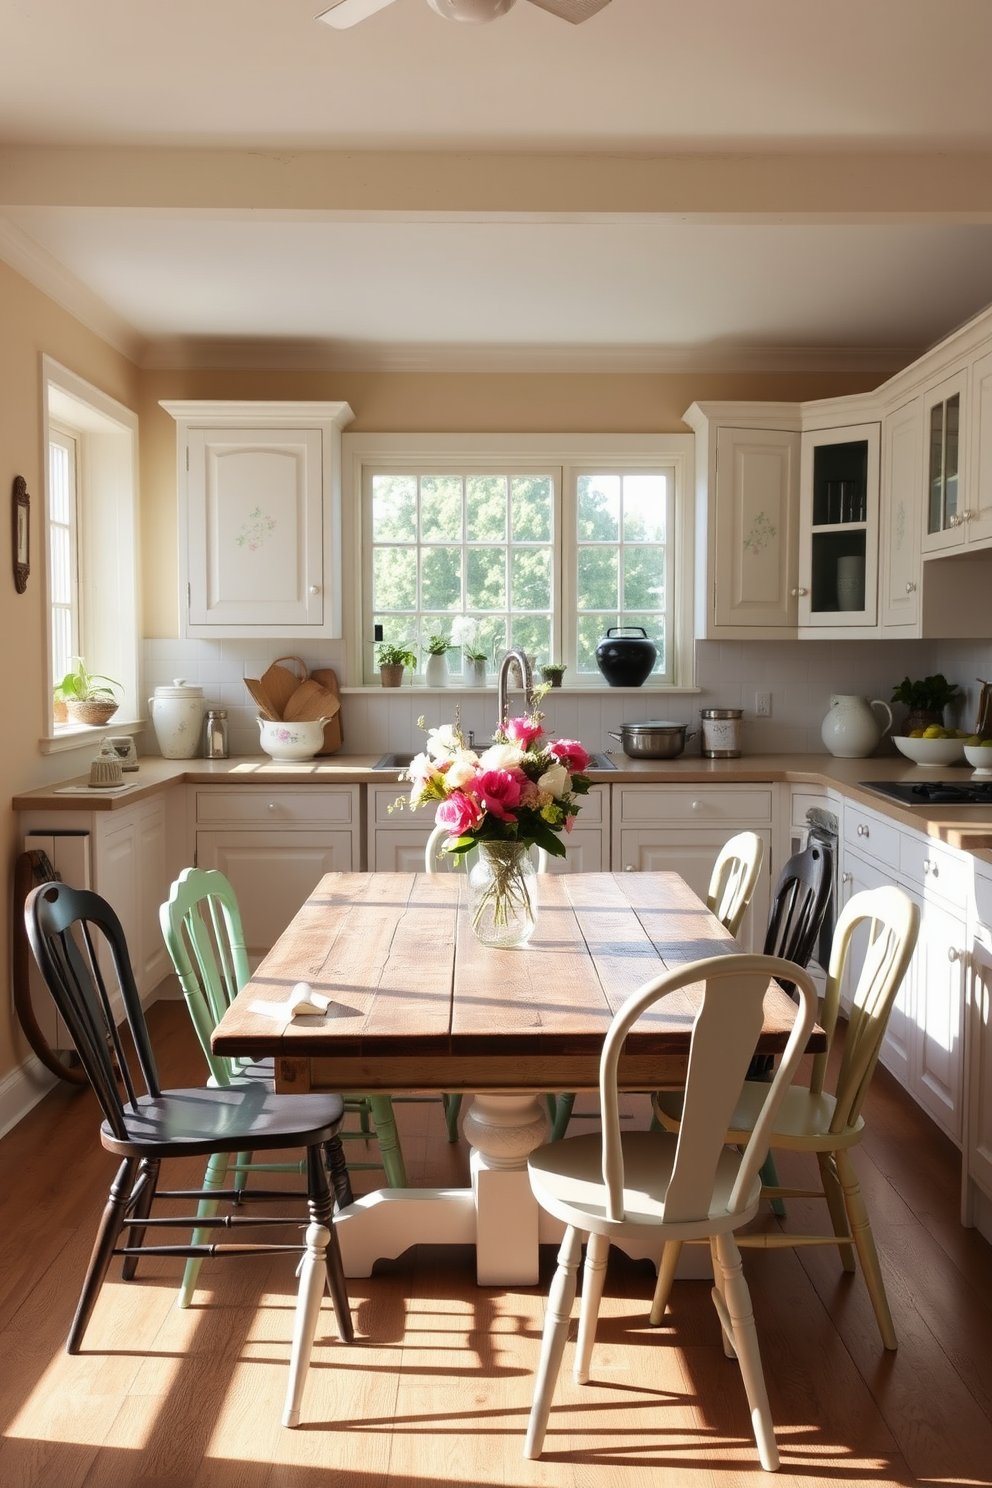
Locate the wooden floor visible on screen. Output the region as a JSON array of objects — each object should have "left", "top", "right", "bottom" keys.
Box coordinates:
[{"left": 2, "top": 1002, "right": 991, "bottom": 1488}]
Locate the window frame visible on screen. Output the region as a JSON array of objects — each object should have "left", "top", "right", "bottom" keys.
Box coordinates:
[
  {"left": 342, "top": 432, "right": 695, "bottom": 690},
  {"left": 41, "top": 357, "right": 141, "bottom": 750}
]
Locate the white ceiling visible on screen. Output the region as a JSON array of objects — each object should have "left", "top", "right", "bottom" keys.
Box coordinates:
[{"left": 4, "top": 0, "right": 992, "bottom": 372}]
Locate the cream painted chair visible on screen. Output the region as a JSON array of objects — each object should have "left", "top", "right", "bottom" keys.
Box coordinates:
[
  {"left": 523, "top": 952, "right": 818, "bottom": 1473},
  {"left": 706, "top": 829, "right": 765, "bottom": 938},
  {"left": 650, "top": 884, "right": 919, "bottom": 1351}
]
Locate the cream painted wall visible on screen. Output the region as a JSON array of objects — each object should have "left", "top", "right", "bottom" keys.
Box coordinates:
[{"left": 0, "top": 259, "right": 139, "bottom": 1084}]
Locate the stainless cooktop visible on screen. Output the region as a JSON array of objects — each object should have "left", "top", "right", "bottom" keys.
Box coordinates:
[{"left": 860, "top": 779, "right": 992, "bottom": 806}]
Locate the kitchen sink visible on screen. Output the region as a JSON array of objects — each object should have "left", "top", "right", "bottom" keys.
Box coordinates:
[{"left": 371, "top": 750, "right": 617, "bottom": 771}]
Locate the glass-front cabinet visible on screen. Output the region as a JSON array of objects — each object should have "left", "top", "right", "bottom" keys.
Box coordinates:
[
  {"left": 921, "top": 368, "right": 969, "bottom": 555},
  {"left": 797, "top": 421, "right": 880, "bottom": 632}
]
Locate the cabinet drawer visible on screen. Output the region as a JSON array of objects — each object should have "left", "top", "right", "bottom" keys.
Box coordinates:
[
  {"left": 195, "top": 786, "right": 357, "bottom": 827},
  {"left": 614, "top": 784, "right": 773, "bottom": 827},
  {"left": 899, "top": 833, "right": 974, "bottom": 906},
  {"left": 842, "top": 801, "right": 901, "bottom": 870}
]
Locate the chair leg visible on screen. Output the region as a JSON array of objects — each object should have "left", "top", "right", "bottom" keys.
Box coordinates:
[
  {"left": 367, "top": 1095, "right": 407, "bottom": 1186},
  {"left": 817, "top": 1151, "right": 856, "bottom": 1272},
  {"left": 835, "top": 1147, "right": 897, "bottom": 1350},
  {"left": 550, "top": 1091, "right": 576, "bottom": 1142},
  {"left": 648, "top": 1241, "right": 683, "bottom": 1325},
  {"left": 177, "top": 1150, "right": 231, "bottom": 1309},
  {"left": 523, "top": 1224, "right": 583, "bottom": 1460},
  {"left": 67, "top": 1158, "right": 136, "bottom": 1354},
  {"left": 121, "top": 1156, "right": 160, "bottom": 1280},
  {"left": 323, "top": 1135, "right": 354, "bottom": 1210},
  {"left": 711, "top": 1232, "right": 779, "bottom": 1472},
  {"left": 574, "top": 1230, "right": 609, "bottom": 1383},
  {"left": 232, "top": 1150, "right": 252, "bottom": 1203},
  {"left": 442, "top": 1093, "right": 462, "bottom": 1143}
]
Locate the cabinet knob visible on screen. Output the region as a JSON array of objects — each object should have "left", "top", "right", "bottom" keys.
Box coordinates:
[
  {"left": 857, "top": 823, "right": 869, "bottom": 838},
  {"left": 905, "top": 581, "right": 917, "bottom": 593},
  {"left": 624, "top": 864, "right": 636, "bottom": 873},
  {"left": 268, "top": 802, "right": 277, "bottom": 812},
  {"left": 309, "top": 584, "right": 320, "bottom": 594},
  {"left": 791, "top": 587, "right": 808, "bottom": 597},
  {"left": 691, "top": 800, "right": 702, "bottom": 811},
  {"left": 948, "top": 946, "right": 965, "bottom": 965},
  {"left": 948, "top": 513, "right": 962, "bottom": 528},
  {"left": 841, "top": 871, "right": 853, "bottom": 884},
  {"left": 923, "top": 858, "right": 939, "bottom": 877}
]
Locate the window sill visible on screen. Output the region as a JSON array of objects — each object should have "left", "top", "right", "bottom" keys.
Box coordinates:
[
  {"left": 341, "top": 685, "right": 702, "bottom": 696},
  {"left": 40, "top": 719, "right": 146, "bottom": 755}
]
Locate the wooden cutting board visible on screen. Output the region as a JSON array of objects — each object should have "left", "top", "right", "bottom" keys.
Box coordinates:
[
  {"left": 309, "top": 667, "right": 343, "bottom": 754},
  {"left": 284, "top": 678, "right": 341, "bottom": 722}
]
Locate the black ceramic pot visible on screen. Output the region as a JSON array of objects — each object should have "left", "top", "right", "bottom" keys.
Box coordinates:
[{"left": 595, "top": 627, "right": 657, "bottom": 687}]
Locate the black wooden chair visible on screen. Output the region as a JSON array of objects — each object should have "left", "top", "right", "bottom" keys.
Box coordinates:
[{"left": 25, "top": 880, "right": 354, "bottom": 1429}]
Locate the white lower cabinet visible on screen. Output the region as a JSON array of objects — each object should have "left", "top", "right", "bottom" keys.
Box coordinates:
[
  {"left": 964, "top": 866, "right": 992, "bottom": 1238},
  {"left": 193, "top": 786, "right": 360, "bottom": 955},
  {"left": 841, "top": 800, "right": 967, "bottom": 1144},
  {"left": 612, "top": 785, "right": 773, "bottom": 952}
]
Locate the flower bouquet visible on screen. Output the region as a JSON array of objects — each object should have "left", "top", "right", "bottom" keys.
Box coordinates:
[{"left": 403, "top": 712, "right": 592, "bottom": 946}]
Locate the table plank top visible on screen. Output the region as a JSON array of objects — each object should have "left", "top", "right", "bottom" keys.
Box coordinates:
[{"left": 212, "top": 872, "right": 817, "bottom": 1073}]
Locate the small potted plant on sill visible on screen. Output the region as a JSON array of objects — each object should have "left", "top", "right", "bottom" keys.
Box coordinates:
[
  {"left": 540, "top": 663, "right": 566, "bottom": 689},
  {"left": 375, "top": 641, "right": 418, "bottom": 688},
  {"left": 57, "top": 657, "right": 123, "bottom": 726},
  {"left": 891, "top": 672, "right": 961, "bottom": 735},
  {"left": 449, "top": 616, "right": 489, "bottom": 687},
  {"left": 423, "top": 633, "right": 453, "bottom": 688}
]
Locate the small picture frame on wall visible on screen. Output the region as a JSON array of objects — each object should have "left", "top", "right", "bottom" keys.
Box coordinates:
[{"left": 12, "top": 475, "right": 29, "bottom": 593}]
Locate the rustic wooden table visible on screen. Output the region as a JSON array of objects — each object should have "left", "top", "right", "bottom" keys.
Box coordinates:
[{"left": 213, "top": 870, "right": 821, "bottom": 1284}]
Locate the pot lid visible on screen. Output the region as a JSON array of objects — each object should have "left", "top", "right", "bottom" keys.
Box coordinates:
[
  {"left": 620, "top": 719, "right": 685, "bottom": 731},
  {"left": 153, "top": 678, "right": 203, "bottom": 698}
]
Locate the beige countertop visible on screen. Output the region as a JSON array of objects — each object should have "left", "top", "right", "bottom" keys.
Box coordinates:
[{"left": 12, "top": 750, "right": 992, "bottom": 865}]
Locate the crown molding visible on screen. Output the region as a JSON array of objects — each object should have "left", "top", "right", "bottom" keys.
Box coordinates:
[
  {"left": 0, "top": 218, "right": 146, "bottom": 363},
  {"left": 140, "top": 334, "right": 914, "bottom": 377}
]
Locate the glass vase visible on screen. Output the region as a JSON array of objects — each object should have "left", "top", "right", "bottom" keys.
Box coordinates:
[{"left": 468, "top": 841, "right": 538, "bottom": 949}]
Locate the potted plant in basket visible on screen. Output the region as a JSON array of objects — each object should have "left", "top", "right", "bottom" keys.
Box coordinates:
[
  {"left": 891, "top": 673, "right": 961, "bottom": 735},
  {"left": 56, "top": 658, "right": 123, "bottom": 726},
  {"left": 375, "top": 641, "right": 418, "bottom": 688}
]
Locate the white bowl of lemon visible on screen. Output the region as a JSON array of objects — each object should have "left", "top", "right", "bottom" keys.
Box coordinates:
[
  {"left": 964, "top": 741, "right": 992, "bottom": 774},
  {"left": 893, "top": 727, "right": 967, "bottom": 765}
]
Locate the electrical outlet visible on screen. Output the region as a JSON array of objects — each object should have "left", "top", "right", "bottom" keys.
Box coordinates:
[{"left": 755, "top": 691, "right": 772, "bottom": 717}]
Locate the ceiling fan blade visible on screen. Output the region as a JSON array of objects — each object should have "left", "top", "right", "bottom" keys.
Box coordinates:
[
  {"left": 316, "top": 0, "right": 400, "bottom": 28},
  {"left": 526, "top": 0, "right": 612, "bottom": 21}
]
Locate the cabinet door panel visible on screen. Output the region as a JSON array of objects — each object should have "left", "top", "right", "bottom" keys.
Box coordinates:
[
  {"left": 910, "top": 891, "right": 965, "bottom": 1144},
  {"left": 967, "top": 348, "right": 992, "bottom": 549},
  {"left": 196, "top": 832, "right": 354, "bottom": 953},
  {"left": 880, "top": 398, "right": 922, "bottom": 629},
  {"left": 188, "top": 428, "right": 323, "bottom": 628},
  {"left": 964, "top": 931, "right": 992, "bottom": 1222},
  {"left": 714, "top": 427, "right": 799, "bottom": 629}
]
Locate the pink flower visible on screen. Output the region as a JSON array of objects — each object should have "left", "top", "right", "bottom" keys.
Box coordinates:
[
  {"left": 475, "top": 768, "right": 523, "bottom": 822},
  {"left": 436, "top": 791, "right": 484, "bottom": 836},
  {"left": 564, "top": 815, "right": 574, "bottom": 833},
  {"left": 505, "top": 716, "right": 544, "bottom": 748},
  {"left": 549, "top": 739, "right": 590, "bottom": 772},
  {"left": 518, "top": 777, "right": 541, "bottom": 808}
]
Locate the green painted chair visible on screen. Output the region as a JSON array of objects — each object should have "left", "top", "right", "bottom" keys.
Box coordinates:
[{"left": 160, "top": 866, "right": 407, "bottom": 1307}]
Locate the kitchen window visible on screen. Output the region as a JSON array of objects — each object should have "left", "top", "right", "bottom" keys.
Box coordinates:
[
  {"left": 345, "top": 433, "right": 693, "bottom": 688},
  {"left": 42, "top": 357, "right": 140, "bottom": 747}
]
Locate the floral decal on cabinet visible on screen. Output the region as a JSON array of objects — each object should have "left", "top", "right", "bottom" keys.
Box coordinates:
[
  {"left": 743, "top": 511, "right": 777, "bottom": 556},
  {"left": 236, "top": 507, "right": 276, "bottom": 551}
]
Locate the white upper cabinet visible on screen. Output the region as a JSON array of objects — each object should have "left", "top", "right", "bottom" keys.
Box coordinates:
[
  {"left": 965, "top": 347, "right": 992, "bottom": 551},
  {"left": 797, "top": 420, "right": 881, "bottom": 634},
  {"left": 163, "top": 400, "right": 354, "bottom": 638},
  {"left": 879, "top": 397, "right": 923, "bottom": 632},
  {"left": 920, "top": 367, "right": 968, "bottom": 555},
  {"left": 684, "top": 403, "right": 801, "bottom": 639}
]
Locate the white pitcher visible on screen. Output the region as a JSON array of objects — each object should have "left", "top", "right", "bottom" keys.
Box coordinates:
[{"left": 821, "top": 694, "right": 893, "bottom": 758}]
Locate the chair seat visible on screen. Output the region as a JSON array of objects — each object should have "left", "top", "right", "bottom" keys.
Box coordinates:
[
  {"left": 100, "top": 1086, "right": 346, "bottom": 1158},
  {"left": 726, "top": 1080, "right": 865, "bottom": 1151},
  {"left": 528, "top": 1130, "right": 762, "bottom": 1242}
]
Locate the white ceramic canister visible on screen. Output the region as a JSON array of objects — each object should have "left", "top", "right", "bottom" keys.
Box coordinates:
[
  {"left": 149, "top": 679, "right": 204, "bottom": 758},
  {"left": 820, "top": 694, "right": 893, "bottom": 758}
]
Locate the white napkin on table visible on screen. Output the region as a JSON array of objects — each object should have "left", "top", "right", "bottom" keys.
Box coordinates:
[{"left": 250, "top": 981, "right": 331, "bottom": 1020}]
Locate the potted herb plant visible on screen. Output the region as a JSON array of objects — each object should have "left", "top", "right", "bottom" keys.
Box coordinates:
[
  {"left": 375, "top": 641, "right": 417, "bottom": 688},
  {"left": 540, "top": 663, "right": 566, "bottom": 689},
  {"left": 423, "top": 633, "right": 453, "bottom": 688},
  {"left": 891, "top": 673, "right": 961, "bottom": 735},
  {"left": 57, "top": 658, "right": 123, "bottom": 726}
]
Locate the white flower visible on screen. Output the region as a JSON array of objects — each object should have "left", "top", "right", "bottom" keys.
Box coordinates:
[
  {"left": 425, "top": 724, "right": 462, "bottom": 760},
  {"left": 446, "top": 752, "right": 480, "bottom": 788},
  {"left": 537, "top": 762, "right": 569, "bottom": 798},
  {"left": 448, "top": 615, "right": 480, "bottom": 649},
  {"left": 478, "top": 742, "right": 525, "bottom": 771}
]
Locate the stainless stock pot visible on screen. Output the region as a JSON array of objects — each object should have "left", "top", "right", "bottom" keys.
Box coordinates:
[{"left": 608, "top": 720, "right": 693, "bottom": 759}]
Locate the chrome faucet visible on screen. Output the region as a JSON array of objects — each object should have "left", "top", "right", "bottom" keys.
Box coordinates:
[{"left": 495, "top": 647, "right": 533, "bottom": 734}]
